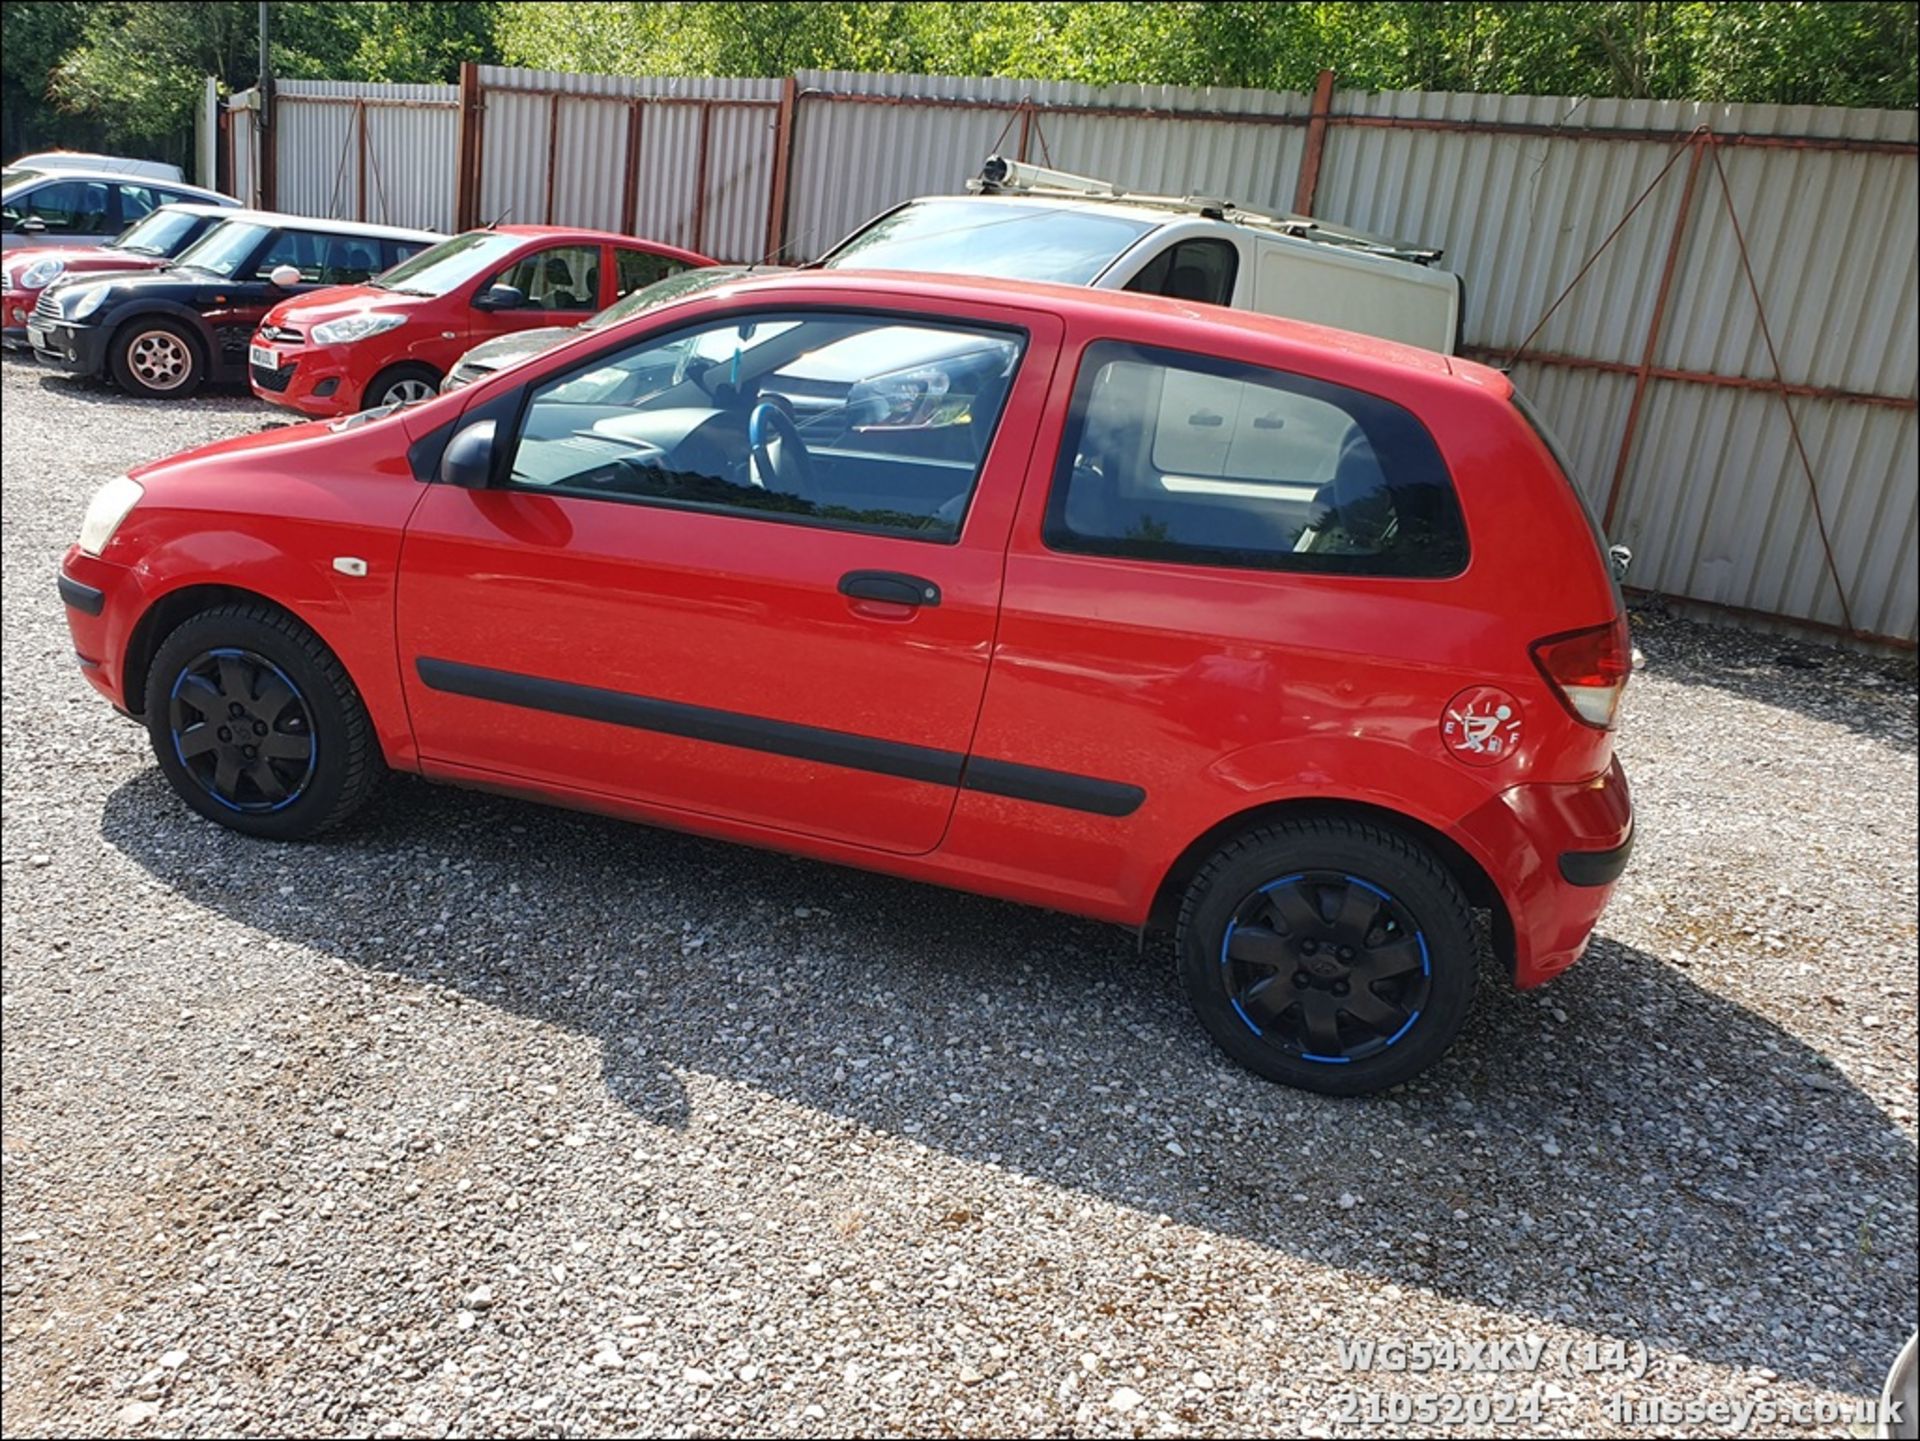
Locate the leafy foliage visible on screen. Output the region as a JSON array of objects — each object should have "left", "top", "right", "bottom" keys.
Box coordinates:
[
  {"left": 6, "top": 1, "right": 1913, "bottom": 171},
  {"left": 4, "top": 2, "right": 499, "bottom": 166},
  {"left": 494, "top": 2, "right": 1918, "bottom": 106}
]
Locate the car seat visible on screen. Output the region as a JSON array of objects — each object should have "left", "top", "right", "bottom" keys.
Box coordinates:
[
  {"left": 540, "top": 255, "right": 584, "bottom": 308},
  {"left": 327, "top": 243, "right": 376, "bottom": 285},
  {"left": 1166, "top": 261, "right": 1215, "bottom": 303},
  {"left": 1299, "top": 429, "right": 1394, "bottom": 553}
]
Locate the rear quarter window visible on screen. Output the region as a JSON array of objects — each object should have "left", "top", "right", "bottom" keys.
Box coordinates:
[{"left": 1044, "top": 341, "right": 1467, "bottom": 578}]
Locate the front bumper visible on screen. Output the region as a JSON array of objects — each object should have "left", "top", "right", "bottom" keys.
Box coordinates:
[
  {"left": 3, "top": 289, "right": 37, "bottom": 348},
  {"left": 30, "top": 316, "right": 110, "bottom": 377},
  {"left": 1460, "top": 757, "right": 1635, "bottom": 988},
  {"left": 59, "top": 547, "right": 138, "bottom": 712},
  {"left": 250, "top": 343, "right": 360, "bottom": 417}
]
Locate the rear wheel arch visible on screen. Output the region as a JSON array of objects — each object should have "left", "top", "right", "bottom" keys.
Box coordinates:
[{"left": 1149, "top": 797, "right": 1513, "bottom": 970}]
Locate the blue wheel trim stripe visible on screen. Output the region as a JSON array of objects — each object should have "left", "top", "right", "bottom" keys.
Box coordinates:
[
  {"left": 170, "top": 648, "right": 316, "bottom": 814},
  {"left": 1219, "top": 871, "right": 1427, "bottom": 1062}
]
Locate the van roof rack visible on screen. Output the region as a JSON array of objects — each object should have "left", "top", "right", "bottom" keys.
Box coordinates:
[{"left": 968, "top": 155, "right": 1444, "bottom": 266}]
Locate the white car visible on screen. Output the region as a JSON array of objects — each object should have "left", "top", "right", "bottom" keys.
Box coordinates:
[
  {"left": 820, "top": 157, "right": 1462, "bottom": 354},
  {"left": 6, "top": 152, "right": 186, "bottom": 184},
  {"left": 2, "top": 166, "right": 235, "bottom": 252}
]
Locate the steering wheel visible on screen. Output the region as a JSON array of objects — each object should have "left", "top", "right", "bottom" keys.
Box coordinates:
[{"left": 747, "top": 400, "right": 814, "bottom": 497}]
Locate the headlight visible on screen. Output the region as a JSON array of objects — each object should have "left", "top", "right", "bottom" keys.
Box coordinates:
[
  {"left": 20, "top": 257, "right": 64, "bottom": 289},
  {"left": 78, "top": 474, "right": 143, "bottom": 556},
  {"left": 310, "top": 312, "right": 406, "bottom": 346},
  {"left": 65, "top": 285, "right": 109, "bottom": 321}
]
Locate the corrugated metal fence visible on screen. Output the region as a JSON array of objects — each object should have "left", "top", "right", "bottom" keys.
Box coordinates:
[{"left": 231, "top": 65, "right": 1918, "bottom": 648}]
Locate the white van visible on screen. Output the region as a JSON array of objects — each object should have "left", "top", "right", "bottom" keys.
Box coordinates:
[{"left": 819, "top": 157, "right": 1462, "bottom": 354}]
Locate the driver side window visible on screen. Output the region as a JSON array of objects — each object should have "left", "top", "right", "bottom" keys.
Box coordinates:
[{"left": 505, "top": 310, "right": 1025, "bottom": 542}]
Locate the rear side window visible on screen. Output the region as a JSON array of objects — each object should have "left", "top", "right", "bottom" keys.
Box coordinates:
[
  {"left": 1044, "top": 341, "right": 1466, "bottom": 577},
  {"left": 615, "top": 247, "right": 690, "bottom": 299}
]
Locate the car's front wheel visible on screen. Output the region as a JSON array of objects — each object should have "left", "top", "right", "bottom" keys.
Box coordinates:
[
  {"left": 1177, "top": 817, "right": 1477, "bottom": 1095},
  {"left": 143, "top": 602, "right": 384, "bottom": 839},
  {"left": 109, "top": 318, "right": 204, "bottom": 399},
  {"left": 363, "top": 363, "right": 440, "bottom": 410}
]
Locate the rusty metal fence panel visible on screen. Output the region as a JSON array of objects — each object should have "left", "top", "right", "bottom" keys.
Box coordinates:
[
  {"left": 268, "top": 81, "right": 458, "bottom": 231},
  {"left": 229, "top": 69, "right": 1918, "bottom": 646},
  {"left": 471, "top": 68, "right": 782, "bottom": 257}
]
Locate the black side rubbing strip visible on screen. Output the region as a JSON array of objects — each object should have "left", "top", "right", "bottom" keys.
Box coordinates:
[
  {"left": 961, "top": 757, "right": 1146, "bottom": 818},
  {"left": 413, "top": 658, "right": 1145, "bottom": 817},
  {"left": 58, "top": 573, "right": 105, "bottom": 616},
  {"left": 416, "top": 658, "right": 962, "bottom": 786}
]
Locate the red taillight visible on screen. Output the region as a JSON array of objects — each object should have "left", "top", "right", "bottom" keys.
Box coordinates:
[{"left": 1531, "top": 617, "right": 1630, "bottom": 729}]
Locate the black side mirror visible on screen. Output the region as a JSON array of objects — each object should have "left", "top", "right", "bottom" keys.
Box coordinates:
[
  {"left": 473, "top": 283, "right": 525, "bottom": 312},
  {"left": 438, "top": 419, "right": 497, "bottom": 488}
]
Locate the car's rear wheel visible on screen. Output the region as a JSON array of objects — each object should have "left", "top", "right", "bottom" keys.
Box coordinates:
[
  {"left": 109, "top": 318, "right": 203, "bottom": 398},
  {"left": 143, "top": 602, "right": 383, "bottom": 840},
  {"left": 1177, "top": 818, "right": 1476, "bottom": 1095},
  {"left": 363, "top": 363, "right": 439, "bottom": 410}
]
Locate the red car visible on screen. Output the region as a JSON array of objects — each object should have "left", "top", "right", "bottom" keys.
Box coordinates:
[
  {"left": 59, "top": 272, "right": 1632, "bottom": 1094},
  {"left": 249, "top": 225, "right": 711, "bottom": 415},
  {"left": 2, "top": 202, "right": 235, "bottom": 348}
]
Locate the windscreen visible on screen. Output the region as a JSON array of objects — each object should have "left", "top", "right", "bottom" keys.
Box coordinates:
[
  {"left": 172, "top": 220, "right": 270, "bottom": 278},
  {"left": 113, "top": 207, "right": 203, "bottom": 256},
  {"left": 372, "top": 231, "right": 524, "bottom": 297},
  {"left": 822, "top": 200, "right": 1154, "bottom": 285}
]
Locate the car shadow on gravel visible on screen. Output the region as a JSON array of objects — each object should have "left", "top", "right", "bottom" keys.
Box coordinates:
[{"left": 100, "top": 770, "right": 1917, "bottom": 1395}]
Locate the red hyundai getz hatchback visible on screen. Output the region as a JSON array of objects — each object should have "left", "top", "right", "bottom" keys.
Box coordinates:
[{"left": 59, "top": 272, "right": 1632, "bottom": 1094}]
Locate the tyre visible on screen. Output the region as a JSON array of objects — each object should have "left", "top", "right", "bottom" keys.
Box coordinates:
[
  {"left": 1177, "top": 818, "right": 1476, "bottom": 1095},
  {"left": 362, "top": 363, "right": 440, "bottom": 411},
  {"left": 109, "top": 317, "right": 204, "bottom": 399},
  {"left": 142, "top": 602, "right": 384, "bottom": 840}
]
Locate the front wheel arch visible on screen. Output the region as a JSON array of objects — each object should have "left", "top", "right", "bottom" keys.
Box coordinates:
[
  {"left": 362, "top": 361, "right": 442, "bottom": 410},
  {"left": 106, "top": 312, "right": 209, "bottom": 392},
  {"left": 122, "top": 584, "right": 303, "bottom": 720}
]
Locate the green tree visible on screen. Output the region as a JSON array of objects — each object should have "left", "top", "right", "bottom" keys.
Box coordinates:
[{"left": 28, "top": 1, "right": 499, "bottom": 164}]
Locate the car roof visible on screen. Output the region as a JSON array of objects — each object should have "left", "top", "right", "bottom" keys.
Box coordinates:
[
  {"left": 694, "top": 267, "right": 1468, "bottom": 381},
  {"left": 2, "top": 170, "right": 233, "bottom": 201},
  {"left": 199, "top": 209, "right": 444, "bottom": 243},
  {"left": 483, "top": 223, "right": 708, "bottom": 254}
]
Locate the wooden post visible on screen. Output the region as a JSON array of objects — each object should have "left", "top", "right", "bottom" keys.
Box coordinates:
[
  {"left": 690, "top": 100, "right": 713, "bottom": 256},
  {"left": 620, "top": 100, "right": 645, "bottom": 237},
  {"left": 455, "top": 61, "right": 484, "bottom": 229},
  {"left": 1292, "top": 69, "right": 1335, "bottom": 215},
  {"left": 1603, "top": 132, "right": 1708, "bottom": 533},
  {"left": 543, "top": 92, "right": 562, "bottom": 224},
  {"left": 356, "top": 99, "right": 368, "bottom": 221},
  {"left": 762, "top": 75, "right": 798, "bottom": 261}
]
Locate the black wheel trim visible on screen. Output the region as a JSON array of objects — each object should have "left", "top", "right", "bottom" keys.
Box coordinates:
[
  {"left": 1219, "top": 871, "right": 1433, "bottom": 1064},
  {"left": 168, "top": 647, "right": 317, "bottom": 813}
]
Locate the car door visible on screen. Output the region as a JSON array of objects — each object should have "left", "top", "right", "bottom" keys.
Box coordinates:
[
  {"left": 476, "top": 241, "right": 603, "bottom": 341},
  {"left": 396, "top": 297, "right": 1063, "bottom": 854},
  {"left": 199, "top": 227, "right": 335, "bottom": 375}
]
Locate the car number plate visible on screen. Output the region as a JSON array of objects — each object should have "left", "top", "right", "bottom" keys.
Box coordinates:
[
  {"left": 26, "top": 324, "right": 48, "bottom": 350},
  {"left": 249, "top": 343, "right": 279, "bottom": 370}
]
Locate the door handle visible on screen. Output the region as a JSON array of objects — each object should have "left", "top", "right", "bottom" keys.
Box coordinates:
[{"left": 838, "top": 570, "right": 941, "bottom": 608}]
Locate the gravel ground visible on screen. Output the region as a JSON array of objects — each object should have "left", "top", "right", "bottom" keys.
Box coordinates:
[{"left": 2, "top": 357, "right": 1916, "bottom": 1439}]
